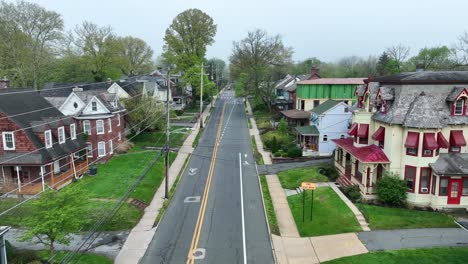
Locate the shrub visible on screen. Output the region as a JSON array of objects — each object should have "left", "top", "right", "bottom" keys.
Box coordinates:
[
  {"left": 287, "top": 146, "right": 302, "bottom": 158},
  {"left": 115, "top": 141, "right": 134, "bottom": 154},
  {"left": 376, "top": 173, "right": 408, "bottom": 206},
  {"left": 278, "top": 118, "right": 288, "bottom": 135},
  {"left": 257, "top": 120, "right": 272, "bottom": 130},
  {"left": 318, "top": 164, "right": 339, "bottom": 181},
  {"left": 175, "top": 110, "right": 184, "bottom": 116},
  {"left": 271, "top": 136, "right": 279, "bottom": 153},
  {"left": 343, "top": 185, "right": 362, "bottom": 202},
  {"left": 262, "top": 131, "right": 293, "bottom": 150}
]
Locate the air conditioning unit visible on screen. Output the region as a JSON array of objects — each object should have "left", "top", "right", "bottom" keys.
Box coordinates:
[{"left": 421, "top": 187, "right": 428, "bottom": 193}]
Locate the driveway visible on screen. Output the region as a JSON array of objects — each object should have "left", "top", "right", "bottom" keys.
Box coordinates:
[{"left": 358, "top": 228, "right": 468, "bottom": 251}]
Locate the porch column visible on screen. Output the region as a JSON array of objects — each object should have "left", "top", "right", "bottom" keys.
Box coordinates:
[
  {"left": 86, "top": 149, "right": 89, "bottom": 168},
  {"left": 351, "top": 157, "right": 356, "bottom": 175},
  {"left": 1, "top": 166, "right": 5, "bottom": 184},
  {"left": 50, "top": 164, "right": 55, "bottom": 187},
  {"left": 40, "top": 166, "right": 45, "bottom": 191},
  {"left": 362, "top": 165, "right": 368, "bottom": 187},
  {"left": 70, "top": 154, "right": 77, "bottom": 179},
  {"left": 16, "top": 166, "right": 21, "bottom": 192}
]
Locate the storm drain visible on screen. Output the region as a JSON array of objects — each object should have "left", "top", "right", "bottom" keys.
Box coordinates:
[
  {"left": 192, "top": 248, "right": 206, "bottom": 259},
  {"left": 184, "top": 196, "right": 201, "bottom": 203}
]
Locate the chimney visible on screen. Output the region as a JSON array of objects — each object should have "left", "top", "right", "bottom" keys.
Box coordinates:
[
  {"left": 72, "top": 86, "right": 83, "bottom": 92},
  {"left": 416, "top": 63, "right": 425, "bottom": 72},
  {"left": 309, "top": 66, "right": 321, "bottom": 80},
  {"left": 0, "top": 77, "right": 10, "bottom": 89}
]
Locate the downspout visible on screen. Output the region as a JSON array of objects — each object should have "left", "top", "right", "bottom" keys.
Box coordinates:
[{"left": 16, "top": 166, "right": 21, "bottom": 193}]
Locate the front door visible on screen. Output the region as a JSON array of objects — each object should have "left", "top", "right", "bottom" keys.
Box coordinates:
[{"left": 447, "top": 178, "right": 463, "bottom": 205}]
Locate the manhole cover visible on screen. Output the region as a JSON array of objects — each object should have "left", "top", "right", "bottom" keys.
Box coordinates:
[
  {"left": 184, "top": 196, "right": 201, "bottom": 203},
  {"left": 192, "top": 248, "right": 205, "bottom": 259}
]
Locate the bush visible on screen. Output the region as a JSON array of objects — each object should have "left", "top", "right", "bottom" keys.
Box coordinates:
[
  {"left": 287, "top": 146, "right": 302, "bottom": 158},
  {"left": 271, "top": 136, "right": 279, "bottom": 153},
  {"left": 174, "top": 110, "right": 184, "bottom": 116},
  {"left": 343, "top": 185, "right": 362, "bottom": 202},
  {"left": 318, "top": 164, "right": 340, "bottom": 181},
  {"left": 278, "top": 118, "right": 288, "bottom": 135},
  {"left": 273, "top": 150, "right": 287, "bottom": 157},
  {"left": 257, "top": 120, "right": 272, "bottom": 130},
  {"left": 262, "top": 131, "right": 293, "bottom": 150},
  {"left": 376, "top": 173, "right": 408, "bottom": 206}
]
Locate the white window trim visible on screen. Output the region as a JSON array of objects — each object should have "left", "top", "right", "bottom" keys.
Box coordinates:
[
  {"left": 117, "top": 113, "right": 121, "bottom": 126},
  {"left": 44, "top": 130, "right": 52, "bottom": 149},
  {"left": 58, "top": 126, "right": 65, "bottom": 144},
  {"left": 109, "top": 139, "right": 114, "bottom": 154},
  {"left": 70, "top": 124, "right": 76, "bottom": 140},
  {"left": 92, "top": 101, "right": 97, "bottom": 111},
  {"left": 454, "top": 98, "right": 465, "bottom": 115},
  {"left": 83, "top": 120, "right": 91, "bottom": 135},
  {"left": 98, "top": 141, "right": 106, "bottom": 157},
  {"left": 2, "top": 132, "right": 15, "bottom": 150},
  {"left": 108, "top": 118, "right": 112, "bottom": 132},
  {"left": 118, "top": 132, "right": 122, "bottom": 141},
  {"left": 96, "top": 120, "right": 104, "bottom": 135},
  {"left": 87, "top": 143, "right": 93, "bottom": 157}
]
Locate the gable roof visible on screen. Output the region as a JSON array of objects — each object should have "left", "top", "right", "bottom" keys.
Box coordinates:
[
  {"left": 295, "top": 125, "right": 319, "bottom": 136},
  {"left": 0, "top": 88, "right": 86, "bottom": 165},
  {"left": 298, "top": 78, "right": 365, "bottom": 85},
  {"left": 310, "top": 100, "right": 341, "bottom": 115},
  {"left": 430, "top": 153, "right": 468, "bottom": 175},
  {"left": 281, "top": 109, "right": 310, "bottom": 119},
  {"left": 41, "top": 82, "right": 113, "bottom": 98}
]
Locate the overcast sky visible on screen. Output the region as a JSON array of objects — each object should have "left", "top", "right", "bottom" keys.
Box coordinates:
[{"left": 26, "top": 0, "right": 468, "bottom": 63}]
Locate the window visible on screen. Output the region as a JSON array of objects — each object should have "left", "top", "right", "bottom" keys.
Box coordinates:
[
  {"left": 44, "top": 130, "right": 52, "bottom": 149},
  {"left": 340, "top": 134, "right": 345, "bottom": 139},
  {"left": 70, "top": 124, "right": 76, "bottom": 140},
  {"left": 2, "top": 132, "right": 15, "bottom": 150},
  {"left": 87, "top": 143, "right": 93, "bottom": 157},
  {"left": 405, "top": 132, "right": 419, "bottom": 156},
  {"left": 379, "top": 140, "right": 385, "bottom": 149},
  {"left": 423, "top": 149, "right": 433, "bottom": 157},
  {"left": 58, "top": 126, "right": 65, "bottom": 144},
  {"left": 300, "top": 100, "right": 305, "bottom": 110},
  {"left": 322, "top": 135, "right": 328, "bottom": 142},
  {"left": 450, "top": 145, "right": 461, "bottom": 153},
  {"left": 92, "top": 101, "right": 97, "bottom": 111},
  {"left": 98, "top": 142, "right": 106, "bottom": 157},
  {"left": 463, "top": 178, "right": 468, "bottom": 196},
  {"left": 343, "top": 100, "right": 349, "bottom": 105},
  {"left": 439, "top": 178, "right": 448, "bottom": 196},
  {"left": 118, "top": 132, "right": 122, "bottom": 141},
  {"left": 83, "top": 120, "right": 91, "bottom": 135},
  {"left": 108, "top": 118, "right": 112, "bottom": 132},
  {"left": 96, "top": 120, "right": 104, "bottom": 134},
  {"left": 117, "top": 113, "right": 121, "bottom": 126},
  {"left": 109, "top": 140, "right": 113, "bottom": 154},
  {"left": 405, "top": 166, "right": 416, "bottom": 192},
  {"left": 419, "top": 168, "right": 431, "bottom": 193},
  {"left": 313, "top": 100, "right": 320, "bottom": 108},
  {"left": 454, "top": 98, "right": 465, "bottom": 115}
]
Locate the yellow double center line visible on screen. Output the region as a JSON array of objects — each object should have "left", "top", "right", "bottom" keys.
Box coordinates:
[{"left": 186, "top": 103, "right": 226, "bottom": 264}]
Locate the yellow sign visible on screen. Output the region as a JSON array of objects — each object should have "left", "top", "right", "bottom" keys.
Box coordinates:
[{"left": 301, "top": 182, "right": 317, "bottom": 190}]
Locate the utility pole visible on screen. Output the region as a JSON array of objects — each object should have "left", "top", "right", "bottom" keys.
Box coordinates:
[
  {"left": 200, "top": 62, "right": 204, "bottom": 128},
  {"left": 165, "top": 69, "right": 170, "bottom": 199}
]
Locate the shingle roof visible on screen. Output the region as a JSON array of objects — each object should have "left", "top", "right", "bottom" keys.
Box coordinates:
[
  {"left": 446, "top": 87, "right": 466, "bottom": 101},
  {"left": 41, "top": 82, "right": 112, "bottom": 97},
  {"left": 430, "top": 153, "right": 468, "bottom": 175},
  {"left": 0, "top": 88, "right": 86, "bottom": 165},
  {"left": 333, "top": 138, "right": 390, "bottom": 163},
  {"left": 310, "top": 100, "right": 341, "bottom": 115},
  {"left": 281, "top": 109, "right": 310, "bottom": 119},
  {"left": 297, "top": 78, "right": 365, "bottom": 85},
  {"left": 370, "top": 71, "right": 468, "bottom": 84},
  {"left": 295, "top": 125, "right": 319, "bottom": 136}
]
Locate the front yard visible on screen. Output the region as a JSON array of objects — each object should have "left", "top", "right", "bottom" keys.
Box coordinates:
[
  {"left": 278, "top": 166, "right": 328, "bottom": 189},
  {"left": 322, "top": 247, "right": 468, "bottom": 264},
  {"left": 357, "top": 204, "right": 457, "bottom": 230},
  {"left": 0, "top": 130, "right": 180, "bottom": 231},
  {"left": 288, "top": 187, "right": 361, "bottom": 236}
]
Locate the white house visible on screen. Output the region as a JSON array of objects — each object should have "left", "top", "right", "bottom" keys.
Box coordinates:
[{"left": 295, "top": 100, "right": 352, "bottom": 156}]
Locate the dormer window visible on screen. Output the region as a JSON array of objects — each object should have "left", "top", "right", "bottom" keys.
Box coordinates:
[
  {"left": 92, "top": 101, "right": 97, "bottom": 111},
  {"left": 2, "top": 132, "right": 15, "bottom": 150},
  {"left": 454, "top": 98, "right": 465, "bottom": 115},
  {"left": 58, "top": 126, "right": 65, "bottom": 144}
]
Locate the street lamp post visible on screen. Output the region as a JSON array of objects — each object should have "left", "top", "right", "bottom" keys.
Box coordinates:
[
  {"left": 200, "top": 62, "right": 204, "bottom": 128},
  {"left": 165, "top": 68, "right": 171, "bottom": 199}
]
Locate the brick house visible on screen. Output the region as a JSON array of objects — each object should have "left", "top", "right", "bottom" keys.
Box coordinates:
[
  {"left": 334, "top": 71, "right": 468, "bottom": 209},
  {"left": 41, "top": 83, "right": 127, "bottom": 162},
  {"left": 0, "top": 88, "right": 88, "bottom": 195}
]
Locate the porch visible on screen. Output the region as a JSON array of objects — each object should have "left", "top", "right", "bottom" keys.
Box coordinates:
[
  {"left": 0, "top": 154, "right": 89, "bottom": 195},
  {"left": 295, "top": 125, "right": 320, "bottom": 156}
]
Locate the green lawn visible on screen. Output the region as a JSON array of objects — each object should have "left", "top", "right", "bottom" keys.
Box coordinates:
[
  {"left": 0, "top": 132, "right": 178, "bottom": 231},
  {"left": 357, "top": 204, "right": 457, "bottom": 230},
  {"left": 322, "top": 247, "right": 468, "bottom": 264},
  {"left": 129, "top": 128, "right": 189, "bottom": 152},
  {"left": 7, "top": 249, "right": 112, "bottom": 264},
  {"left": 192, "top": 127, "right": 203, "bottom": 147},
  {"left": 288, "top": 187, "right": 361, "bottom": 236},
  {"left": 278, "top": 167, "right": 328, "bottom": 189},
  {"left": 260, "top": 175, "right": 280, "bottom": 235}
]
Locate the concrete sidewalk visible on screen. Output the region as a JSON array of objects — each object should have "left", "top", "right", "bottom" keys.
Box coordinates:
[{"left": 115, "top": 98, "right": 216, "bottom": 264}]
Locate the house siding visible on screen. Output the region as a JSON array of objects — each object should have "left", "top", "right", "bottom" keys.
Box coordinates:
[{"left": 0, "top": 113, "right": 37, "bottom": 155}]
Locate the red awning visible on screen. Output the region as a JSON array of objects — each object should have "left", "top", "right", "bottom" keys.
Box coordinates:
[
  {"left": 405, "top": 132, "right": 419, "bottom": 148},
  {"left": 450, "top": 130, "right": 467, "bottom": 147},
  {"left": 357, "top": 124, "right": 369, "bottom": 138},
  {"left": 371, "top": 127, "right": 385, "bottom": 141},
  {"left": 348, "top": 123, "right": 358, "bottom": 136},
  {"left": 423, "top": 133, "right": 438, "bottom": 150},
  {"left": 437, "top": 132, "right": 449, "bottom": 148}
]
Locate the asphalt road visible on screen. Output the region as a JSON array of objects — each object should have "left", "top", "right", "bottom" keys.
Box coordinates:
[{"left": 141, "top": 90, "right": 274, "bottom": 264}]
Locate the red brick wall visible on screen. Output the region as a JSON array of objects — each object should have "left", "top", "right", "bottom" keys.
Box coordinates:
[{"left": 77, "top": 112, "right": 126, "bottom": 162}]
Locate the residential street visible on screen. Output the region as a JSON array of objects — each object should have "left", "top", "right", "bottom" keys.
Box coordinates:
[{"left": 141, "top": 90, "right": 274, "bottom": 263}]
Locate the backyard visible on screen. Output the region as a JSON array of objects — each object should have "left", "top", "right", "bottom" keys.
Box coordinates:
[
  {"left": 278, "top": 166, "right": 328, "bottom": 189},
  {"left": 288, "top": 187, "right": 361, "bottom": 236},
  {"left": 322, "top": 247, "right": 468, "bottom": 264},
  {"left": 357, "top": 203, "right": 457, "bottom": 230}
]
